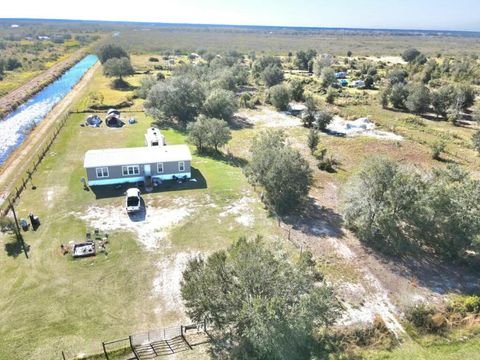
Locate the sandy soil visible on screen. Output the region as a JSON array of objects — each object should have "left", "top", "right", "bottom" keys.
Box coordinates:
[
  {"left": 236, "top": 107, "right": 302, "bottom": 128},
  {"left": 0, "top": 62, "right": 100, "bottom": 208},
  {"left": 77, "top": 197, "right": 196, "bottom": 250},
  {"left": 152, "top": 251, "right": 200, "bottom": 319},
  {"left": 219, "top": 193, "right": 256, "bottom": 227},
  {"left": 366, "top": 56, "right": 407, "bottom": 65}
]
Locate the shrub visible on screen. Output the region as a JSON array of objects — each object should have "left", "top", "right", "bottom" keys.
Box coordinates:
[
  {"left": 307, "top": 129, "right": 319, "bottom": 154},
  {"left": 268, "top": 84, "right": 290, "bottom": 111},
  {"left": 405, "top": 303, "right": 435, "bottom": 329},
  {"left": 326, "top": 87, "right": 337, "bottom": 104},
  {"left": 450, "top": 295, "right": 480, "bottom": 314},
  {"left": 431, "top": 140, "right": 446, "bottom": 160},
  {"left": 148, "top": 57, "right": 159, "bottom": 62},
  {"left": 314, "top": 108, "right": 333, "bottom": 131}
]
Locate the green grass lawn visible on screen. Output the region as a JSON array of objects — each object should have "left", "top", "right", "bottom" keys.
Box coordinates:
[{"left": 0, "top": 103, "right": 284, "bottom": 359}]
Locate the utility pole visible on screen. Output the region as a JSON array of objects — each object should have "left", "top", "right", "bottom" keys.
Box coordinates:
[{"left": 9, "top": 200, "right": 28, "bottom": 259}]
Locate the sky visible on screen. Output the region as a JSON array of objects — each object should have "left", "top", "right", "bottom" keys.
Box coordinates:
[{"left": 2, "top": 0, "right": 480, "bottom": 31}]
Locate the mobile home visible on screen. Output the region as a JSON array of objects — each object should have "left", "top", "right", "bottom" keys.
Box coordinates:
[{"left": 84, "top": 145, "right": 192, "bottom": 186}]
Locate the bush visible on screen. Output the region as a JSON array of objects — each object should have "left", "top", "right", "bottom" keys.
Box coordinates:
[
  {"left": 450, "top": 295, "right": 480, "bottom": 314},
  {"left": 325, "top": 87, "right": 337, "bottom": 104},
  {"left": 202, "top": 88, "right": 238, "bottom": 121},
  {"left": 261, "top": 64, "right": 284, "bottom": 87},
  {"left": 307, "top": 129, "right": 319, "bottom": 154},
  {"left": 268, "top": 84, "right": 290, "bottom": 111},
  {"left": 148, "top": 57, "right": 159, "bottom": 62},
  {"left": 314, "top": 108, "right": 333, "bottom": 131},
  {"left": 405, "top": 303, "right": 434, "bottom": 329}
]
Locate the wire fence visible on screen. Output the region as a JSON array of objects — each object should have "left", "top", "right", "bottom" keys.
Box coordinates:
[{"left": 0, "top": 110, "right": 70, "bottom": 217}]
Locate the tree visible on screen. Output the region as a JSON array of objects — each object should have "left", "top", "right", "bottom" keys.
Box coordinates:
[
  {"left": 5, "top": 57, "right": 21, "bottom": 71},
  {"left": 145, "top": 75, "right": 205, "bottom": 124},
  {"left": 420, "top": 166, "right": 480, "bottom": 258},
  {"left": 295, "top": 49, "right": 317, "bottom": 71},
  {"left": 268, "top": 84, "right": 290, "bottom": 111},
  {"left": 307, "top": 129, "right": 319, "bottom": 154},
  {"left": 134, "top": 75, "right": 157, "bottom": 99},
  {"left": 314, "top": 108, "right": 333, "bottom": 132},
  {"left": 472, "top": 131, "right": 480, "bottom": 155},
  {"left": 319, "top": 67, "right": 336, "bottom": 88},
  {"left": 248, "top": 130, "right": 312, "bottom": 215},
  {"left": 454, "top": 84, "right": 476, "bottom": 111},
  {"left": 302, "top": 95, "right": 318, "bottom": 128},
  {"left": 202, "top": 88, "right": 238, "bottom": 121},
  {"left": 313, "top": 54, "right": 334, "bottom": 76},
  {"left": 181, "top": 237, "right": 340, "bottom": 359},
  {"left": 102, "top": 57, "right": 134, "bottom": 81},
  {"left": 447, "top": 106, "right": 461, "bottom": 126},
  {"left": 261, "top": 64, "right": 284, "bottom": 87},
  {"left": 96, "top": 44, "right": 129, "bottom": 64},
  {"left": 206, "top": 117, "right": 232, "bottom": 151},
  {"left": 290, "top": 78, "right": 304, "bottom": 101},
  {"left": 186, "top": 116, "right": 210, "bottom": 152},
  {"left": 387, "top": 68, "right": 408, "bottom": 85},
  {"left": 389, "top": 82, "right": 408, "bottom": 109},
  {"left": 342, "top": 158, "right": 480, "bottom": 258},
  {"left": 405, "top": 83, "right": 430, "bottom": 114},
  {"left": 252, "top": 56, "right": 281, "bottom": 78},
  {"left": 364, "top": 75, "right": 374, "bottom": 89},
  {"left": 239, "top": 92, "right": 253, "bottom": 108},
  {"left": 402, "top": 48, "right": 421, "bottom": 63},
  {"left": 187, "top": 115, "right": 231, "bottom": 152},
  {"left": 325, "top": 87, "right": 337, "bottom": 104},
  {"left": 379, "top": 86, "right": 390, "bottom": 108},
  {"left": 341, "top": 157, "right": 425, "bottom": 253},
  {"left": 431, "top": 85, "right": 456, "bottom": 118}
]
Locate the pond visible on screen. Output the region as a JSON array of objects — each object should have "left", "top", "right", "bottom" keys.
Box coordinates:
[{"left": 0, "top": 54, "right": 98, "bottom": 165}]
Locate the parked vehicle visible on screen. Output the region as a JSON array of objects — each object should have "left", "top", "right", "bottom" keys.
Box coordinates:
[{"left": 125, "top": 188, "right": 141, "bottom": 213}]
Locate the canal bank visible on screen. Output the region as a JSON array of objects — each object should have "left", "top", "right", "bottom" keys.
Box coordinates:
[
  {"left": 0, "top": 54, "right": 98, "bottom": 166},
  {"left": 0, "top": 59, "right": 101, "bottom": 209}
]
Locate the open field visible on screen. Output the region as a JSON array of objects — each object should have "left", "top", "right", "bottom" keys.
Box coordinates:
[
  {"left": 0, "top": 23, "right": 101, "bottom": 105},
  {"left": 0, "top": 65, "right": 287, "bottom": 358},
  {"left": 112, "top": 26, "right": 480, "bottom": 56},
  {"left": 1, "top": 25, "right": 480, "bottom": 359}
]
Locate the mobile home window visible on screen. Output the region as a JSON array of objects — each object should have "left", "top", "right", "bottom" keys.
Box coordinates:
[
  {"left": 122, "top": 165, "right": 140, "bottom": 176},
  {"left": 157, "top": 162, "right": 164, "bottom": 173},
  {"left": 178, "top": 161, "right": 185, "bottom": 172},
  {"left": 96, "top": 167, "right": 109, "bottom": 178}
]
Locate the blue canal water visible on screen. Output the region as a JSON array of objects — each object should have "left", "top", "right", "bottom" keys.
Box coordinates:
[{"left": 0, "top": 54, "right": 98, "bottom": 165}]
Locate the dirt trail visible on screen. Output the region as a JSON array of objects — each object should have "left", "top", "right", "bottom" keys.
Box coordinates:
[
  {"left": 0, "top": 61, "right": 100, "bottom": 207},
  {"left": 0, "top": 49, "right": 87, "bottom": 117}
]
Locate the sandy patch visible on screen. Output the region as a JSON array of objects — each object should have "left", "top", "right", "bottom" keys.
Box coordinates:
[
  {"left": 327, "top": 116, "right": 403, "bottom": 141},
  {"left": 338, "top": 272, "right": 405, "bottom": 336},
  {"left": 366, "top": 56, "right": 407, "bottom": 65},
  {"left": 219, "top": 195, "right": 256, "bottom": 227},
  {"left": 77, "top": 198, "right": 194, "bottom": 250},
  {"left": 152, "top": 251, "right": 200, "bottom": 316},
  {"left": 236, "top": 108, "right": 301, "bottom": 128}
]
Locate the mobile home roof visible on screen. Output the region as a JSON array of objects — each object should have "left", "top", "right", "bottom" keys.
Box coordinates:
[{"left": 84, "top": 145, "right": 192, "bottom": 168}]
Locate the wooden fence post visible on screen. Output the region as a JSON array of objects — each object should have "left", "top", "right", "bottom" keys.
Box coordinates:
[{"left": 102, "top": 342, "right": 109, "bottom": 360}]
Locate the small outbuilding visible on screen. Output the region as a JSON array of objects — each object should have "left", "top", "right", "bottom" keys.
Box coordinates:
[{"left": 84, "top": 145, "right": 192, "bottom": 186}]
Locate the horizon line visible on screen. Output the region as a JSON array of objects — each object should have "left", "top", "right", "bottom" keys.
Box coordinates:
[{"left": 1, "top": 17, "right": 480, "bottom": 35}]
